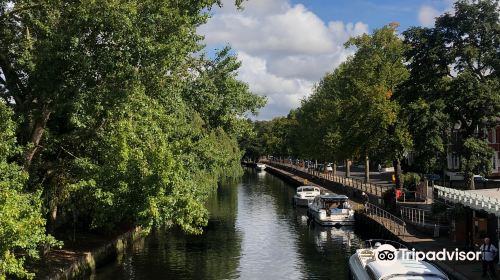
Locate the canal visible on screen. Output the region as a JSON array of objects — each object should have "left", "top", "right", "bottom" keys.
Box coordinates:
[{"left": 91, "top": 168, "right": 364, "bottom": 280}]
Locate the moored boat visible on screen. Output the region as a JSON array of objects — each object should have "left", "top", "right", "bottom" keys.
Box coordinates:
[
  {"left": 349, "top": 239, "right": 449, "bottom": 280},
  {"left": 307, "top": 194, "right": 355, "bottom": 226},
  {"left": 293, "top": 186, "right": 321, "bottom": 207},
  {"left": 256, "top": 163, "right": 266, "bottom": 171}
]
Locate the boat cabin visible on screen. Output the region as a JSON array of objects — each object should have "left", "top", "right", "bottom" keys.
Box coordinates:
[
  {"left": 313, "top": 194, "right": 350, "bottom": 209},
  {"left": 297, "top": 186, "right": 320, "bottom": 193}
]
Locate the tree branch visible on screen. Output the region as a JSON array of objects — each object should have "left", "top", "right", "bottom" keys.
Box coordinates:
[{"left": 0, "top": 4, "right": 43, "bottom": 21}]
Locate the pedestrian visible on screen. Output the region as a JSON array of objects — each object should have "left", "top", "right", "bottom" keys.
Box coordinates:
[
  {"left": 377, "top": 163, "right": 382, "bottom": 173},
  {"left": 480, "top": 237, "right": 498, "bottom": 278},
  {"left": 361, "top": 192, "right": 369, "bottom": 206}
]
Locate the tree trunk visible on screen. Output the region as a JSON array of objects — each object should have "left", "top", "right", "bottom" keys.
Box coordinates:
[
  {"left": 333, "top": 161, "right": 337, "bottom": 177},
  {"left": 24, "top": 107, "right": 51, "bottom": 168},
  {"left": 468, "top": 175, "right": 475, "bottom": 190},
  {"left": 48, "top": 203, "right": 58, "bottom": 234},
  {"left": 365, "top": 154, "right": 370, "bottom": 182},
  {"left": 395, "top": 159, "right": 403, "bottom": 189},
  {"left": 346, "top": 159, "right": 351, "bottom": 177}
]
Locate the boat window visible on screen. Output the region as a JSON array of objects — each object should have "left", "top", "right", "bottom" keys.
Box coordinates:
[
  {"left": 325, "top": 201, "right": 336, "bottom": 208},
  {"left": 324, "top": 201, "right": 347, "bottom": 209}
]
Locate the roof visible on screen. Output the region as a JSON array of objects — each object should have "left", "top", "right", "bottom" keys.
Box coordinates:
[
  {"left": 469, "top": 188, "right": 500, "bottom": 199},
  {"left": 367, "top": 259, "right": 447, "bottom": 280},
  {"left": 435, "top": 185, "right": 500, "bottom": 215},
  {"left": 319, "top": 194, "right": 348, "bottom": 201},
  {"left": 297, "top": 186, "right": 319, "bottom": 191}
]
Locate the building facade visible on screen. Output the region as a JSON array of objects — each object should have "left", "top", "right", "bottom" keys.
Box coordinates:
[
  {"left": 446, "top": 125, "right": 500, "bottom": 179},
  {"left": 487, "top": 125, "right": 500, "bottom": 177}
]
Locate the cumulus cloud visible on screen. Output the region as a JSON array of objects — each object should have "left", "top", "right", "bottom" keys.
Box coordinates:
[
  {"left": 237, "top": 52, "right": 313, "bottom": 119},
  {"left": 199, "top": 0, "right": 369, "bottom": 120},
  {"left": 418, "top": 5, "right": 441, "bottom": 27}
]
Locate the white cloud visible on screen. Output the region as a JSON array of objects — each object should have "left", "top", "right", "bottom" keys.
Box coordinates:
[
  {"left": 199, "top": 0, "right": 369, "bottom": 120},
  {"left": 418, "top": 5, "right": 441, "bottom": 27},
  {"left": 237, "top": 52, "right": 313, "bottom": 119}
]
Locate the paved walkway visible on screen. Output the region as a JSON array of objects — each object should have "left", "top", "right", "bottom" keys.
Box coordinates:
[
  {"left": 266, "top": 161, "right": 391, "bottom": 198},
  {"left": 263, "top": 162, "right": 493, "bottom": 280}
]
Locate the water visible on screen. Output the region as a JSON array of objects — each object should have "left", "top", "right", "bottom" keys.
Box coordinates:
[{"left": 91, "top": 168, "right": 364, "bottom": 280}]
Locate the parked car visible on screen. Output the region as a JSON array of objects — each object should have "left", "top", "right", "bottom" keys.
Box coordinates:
[
  {"left": 325, "top": 163, "right": 333, "bottom": 173},
  {"left": 474, "top": 175, "right": 489, "bottom": 182}
]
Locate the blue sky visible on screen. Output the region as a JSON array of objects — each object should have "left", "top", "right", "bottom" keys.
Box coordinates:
[
  {"left": 199, "top": 0, "right": 453, "bottom": 120},
  {"left": 290, "top": 0, "right": 452, "bottom": 31}
]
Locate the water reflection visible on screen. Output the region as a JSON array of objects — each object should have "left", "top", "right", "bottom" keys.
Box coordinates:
[{"left": 91, "top": 168, "right": 363, "bottom": 280}]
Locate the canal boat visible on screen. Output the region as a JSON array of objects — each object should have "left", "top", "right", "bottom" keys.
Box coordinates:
[
  {"left": 307, "top": 194, "right": 355, "bottom": 226},
  {"left": 348, "top": 239, "right": 449, "bottom": 280},
  {"left": 256, "top": 163, "right": 266, "bottom": 171},
  {"left": 293, "top": 186, "right": 321, "bottom": 207}
]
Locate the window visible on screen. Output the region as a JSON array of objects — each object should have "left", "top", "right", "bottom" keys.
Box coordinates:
[
  {"left": 492, "top": 128, "right": 497, "bottom": 144},
  {"left": 452, "top": 153, "right": 460, "bottom": 170},
  {"left": 494, "top": 152, "right": 499, "bottom": 172}
]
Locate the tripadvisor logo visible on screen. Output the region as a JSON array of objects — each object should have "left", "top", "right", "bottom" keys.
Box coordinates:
[
  {"left": 374, "top": 244, "right": 399, "bottom": 265},
  {"left": 374, "top": 244, "right": 481, "bottom": 265}
]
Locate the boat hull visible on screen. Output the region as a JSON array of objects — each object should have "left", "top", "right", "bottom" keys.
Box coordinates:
[
  {"left": 308, "top": 209, "right": 355, "bottom": 227},
  {"left": 348, "top": 254, "right": 370, "bottom": 280},
  {"left": 293, "top": 196, "right": 312, "bottom": 207},
  {"left": 255, "top": 164, "right": 266, "bottom": 171},
  {"left": 313, "top": 216, "right": 355, "bottom": 226}
]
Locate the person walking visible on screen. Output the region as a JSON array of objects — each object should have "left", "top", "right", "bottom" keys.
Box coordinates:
[
  {"left": 361, "top": 192, "right": 369, "bottom": 206},
  {"left": 480, "top": 237, "right": 498, "bottom": 278}
]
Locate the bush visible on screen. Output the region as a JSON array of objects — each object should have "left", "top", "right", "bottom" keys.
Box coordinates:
[{"left": 402, "top": 172, "right": 421, "bottom": 191}]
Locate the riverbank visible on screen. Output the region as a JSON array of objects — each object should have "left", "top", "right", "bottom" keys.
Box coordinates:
[{"left": 32, "top": 227, "right": 143, "bottom": 280}]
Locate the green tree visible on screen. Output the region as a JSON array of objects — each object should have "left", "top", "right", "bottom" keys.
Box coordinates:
[
  {"left": 0, "top": 1, "right": 263, "bottom": 274},
  {"left": 0, "top": 101, "right": 60, "bottom": 280},
  {"left": 340, "top": 23, "right": 411, "bottom": 184},
  {"left": 293, "top": 69, "right": 344, "bottom": 164},
  {"left": 403, "top": 0, "right": 500, "bottom": 189}
]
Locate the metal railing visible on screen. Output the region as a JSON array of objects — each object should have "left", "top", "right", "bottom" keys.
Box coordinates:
[
  {"left": 398, "top": 191, "right": 427, "bottom": 203},
  {"left": 265, "top": 160, "right": 410, "bottom": 239},
  {"left": 265, "top": 160, "right": 388, "bottom": 198},
  {"left": 435, "top": 185, "right": 500, "bottom": 215},
  {"left": 365, "top": 202, "right": 407, "bottom": 237},
  {"left": 400, "top": 206, "right": 429, "bottom": 226}
]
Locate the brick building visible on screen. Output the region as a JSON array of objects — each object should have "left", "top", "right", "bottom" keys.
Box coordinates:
[{"left": 446, "top": 125, "right": 500, "bottom": 179}]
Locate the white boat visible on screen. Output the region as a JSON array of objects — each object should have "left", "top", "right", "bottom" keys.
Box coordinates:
[
  {"left": 256, "top": 163, "right": 266, "bottom": 171},
  {"left": 349, "top": 239, "right": 449, "bottom": 280},
  {"left": 307, "top": 194, "right": 355, "bottom": 226},
  {"left": 293, "top": 186, "right": 321, "bottom": 207}
]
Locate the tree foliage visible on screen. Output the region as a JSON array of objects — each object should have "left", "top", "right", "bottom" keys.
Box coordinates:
[
  {"left": 402, "top": 0, "right": 500, "bottom": 188},
  {"left": 0, "top": 0, "right": 264, "bottom": 278},
  {"left": 262, "top": 24, "right": 412, "bottom": 182},
  {"left": 0, "top": 102, "right": 60, "bottom": 280},
  {"left": 244, "top": 0, "right": 499, "bottom": 191}
]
